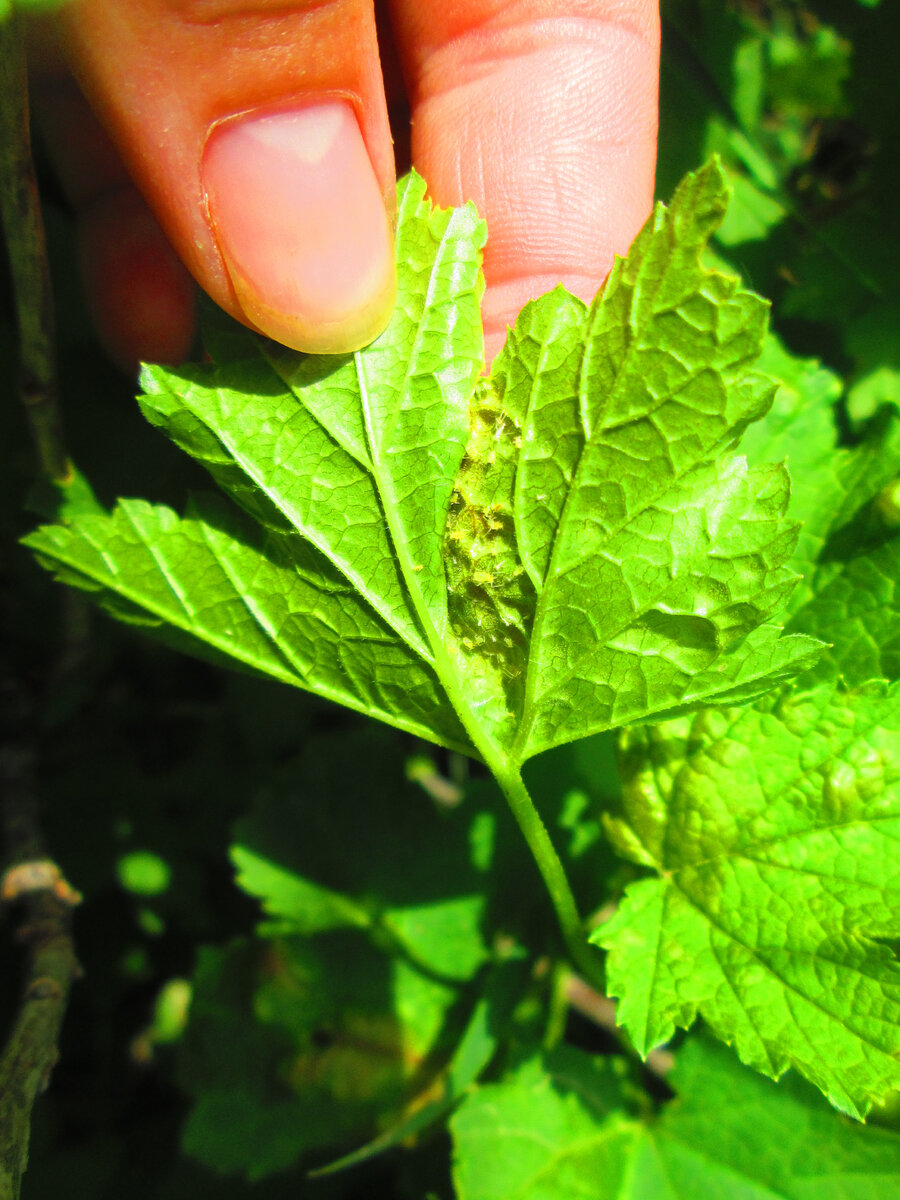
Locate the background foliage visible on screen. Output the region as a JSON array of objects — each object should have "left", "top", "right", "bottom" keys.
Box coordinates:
[{"left": 3, "top": 0, "right": 900, "bottom": 1196}]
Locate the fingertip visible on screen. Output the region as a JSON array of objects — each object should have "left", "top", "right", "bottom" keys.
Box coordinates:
[
  {"left": 78, "top": 188, "right": 197, "bottom": 372},
  {"left": 394, "top": 2, "right": 659, "bottom": 359},
  {"left": 201, "top": 101, "right": 396, "bottom": 354}
]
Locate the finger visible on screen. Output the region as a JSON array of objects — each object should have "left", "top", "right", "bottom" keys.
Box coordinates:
[
  {"left": 79, "top": 187, "right": 199, "bottom": 371},
  {"left": 33, "top": 72, "right": 197, "bottom": 370},
  {"left": 390, "top": 0, "right": 660, "bottom": 360},
  {"left": 56, "top": 0, "right": 397, "bottom": 353}
]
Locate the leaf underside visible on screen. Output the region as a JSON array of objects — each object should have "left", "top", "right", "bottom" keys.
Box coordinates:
[{"left": 24, "top": 161, "right": 821, "bottom": 765}]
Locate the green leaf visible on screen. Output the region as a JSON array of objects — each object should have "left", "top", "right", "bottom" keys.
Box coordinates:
[
  {"left": 784, "top": 410, "right": 900, "bottom": 686},
  {"left": 26, "top": 461, "right": 105, "bottom": 525},
  {"left": 596, "top": 682, "right": 900, "bottom": 1117},
  {"left": 740, "top": 334, "right": 843, "bottom": 597},
  {"left": 504, "top": 160, "right": 820, "bottom": 758},
  {"left": 660, "top": 1037, "right": 900, "bottom": 1198},
  {"left": 767, "top": 24, "right": 852, "bottom": 120},
  {"left": 1, "top": 0, "right": 70, "bottom": 16},
  {"left": 25, "top": 492, "right": 471, "bottom": 751},
  {"left": 738, "top": 336, "right": 900, "bottom": 685},
  {"left": 658, "top": 0, "right": 894, "bottom": 362},
  {"left": 451, "top": 1036, "right": 900, "bottom": 1200},
  {"left": 849, "top": 367, "right": 900, "bottom": 425},
  {"left": 230, "top": 727, "right": 490, "bottom": 981},
  {"left": 265, "top": 170, "right": 485, "bottom": 638},
  {"left": 742, "top": 370, "right": 900, "bottom": 684},
  {"left": 311, "top": 960, "right": 526, "bottom": 1177},
  {"left": 714, "top": 170, "right": 786, "bottom": 245},
  {"left": 451, "top": 1046, "right": 635, "bottom": 1200},
  {"left": 787, "top": 530, "right": 900, "bottom": 687},
  {"left": 179, "top": 933, "right": 464, "bottom": 1179},
  {"left": 25, "top": 162, "right": 819, "bottom": 768}
]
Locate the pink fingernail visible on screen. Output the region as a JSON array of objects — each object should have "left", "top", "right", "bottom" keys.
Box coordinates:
[{"left": 202, "top": 101, "right": 395, "bottom": 353}]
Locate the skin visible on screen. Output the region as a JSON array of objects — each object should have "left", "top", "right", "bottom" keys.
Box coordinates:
[{"left": 31, "top": 0, "right": 660, "bottom": 370}]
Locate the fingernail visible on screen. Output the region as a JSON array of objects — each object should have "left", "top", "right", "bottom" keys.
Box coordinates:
[{"left": 202, "top": 101, "right": 395, "bottom": 353}]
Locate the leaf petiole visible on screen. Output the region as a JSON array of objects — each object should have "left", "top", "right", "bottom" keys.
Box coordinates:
[
  {"left": 421, "top": 620, "right": 601, "bottom": 989},
  {"left": 488, "top": 759, "right": 603, "bottom": 990}
]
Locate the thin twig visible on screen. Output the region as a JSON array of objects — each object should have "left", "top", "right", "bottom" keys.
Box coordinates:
[
  {"left": 564, "top": 973, "right": 674, "bottom": 1077},
  {"left": 0, "top": 674, "right": 81, "bottom": 1200},
  {"left": 0, "top": 13, "right": 68, "bottom": 485},
  {"left": 0, "top": 17, "right": 81, "bottom": 1199}
]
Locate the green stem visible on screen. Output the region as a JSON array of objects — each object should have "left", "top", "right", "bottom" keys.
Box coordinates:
[
  {"left": 400, "top": 569, "right": 604, "bottom": 989},
  {"left": 489, "top": 758, "right": 604, "bottom": 990},
  {"left": 418, "top": 622, "right": 601, "bottom": 986},
  {"left": 0, "top": 13, "right": 68, "bottom": 484}
]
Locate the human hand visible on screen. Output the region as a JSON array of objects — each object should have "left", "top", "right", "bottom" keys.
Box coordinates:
[{"left": 33, "top": 0, "right": 659, "bottom": 370}]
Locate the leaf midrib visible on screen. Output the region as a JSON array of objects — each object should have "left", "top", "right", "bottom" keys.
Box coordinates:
[
  {"left": 357, "top": 193, "right": 463, "bottom": 647},
  {"left": 353, "top": 197, "right": 500, "bottom": 770}
]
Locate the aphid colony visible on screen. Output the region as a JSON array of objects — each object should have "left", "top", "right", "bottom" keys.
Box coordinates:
[{"left": 443, "top": 379, "right": 536, "bottom": 691}]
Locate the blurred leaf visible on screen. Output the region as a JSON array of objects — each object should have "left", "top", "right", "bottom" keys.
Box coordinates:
[
  {"left": 117, "top": 850, "right": 172, "bottom": 897},
  {"left": 451, "top": 1036, "right": 900, "bottom": 1199},
  {"left": 179, "top": 934, "right": 463, "bottom": 1180},
  {"left": 741, "top": 338, "right": 900, "bottom": 666},
  {"left": 766, "top": 22, "right": 852, "bottom": 118},
  {"left": 846, "top": 303, "right": 900, "bottom": 423},
  {"left": 311, "top": 960, "right": 527, "bottom": 1177},
  {"left": 659, "top": 0, "right": 898, "bottom": 392},
  {"left": 451, "top": 1047, "right": 633, "bottom": 1200},
  {"left": 774, "top": 407, "right": 900, "bottom": 686},
  {"left": 230, "top": 727, "right": 491, "bottom": 982},
  {"left": 715, "top": 172, "right": 786, "bottom": 245},
  {"left": 1, "top": 0, "right": 69, "bottom": 16},
  {"left": 26, "top": 461, "right": 105, "bottom": 524}
]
